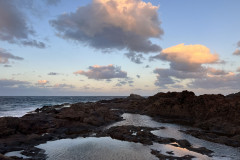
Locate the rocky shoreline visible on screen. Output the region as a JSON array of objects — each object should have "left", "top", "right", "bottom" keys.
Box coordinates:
[{"left": 0, "top": 90, "right": 240, "bottom": 159}]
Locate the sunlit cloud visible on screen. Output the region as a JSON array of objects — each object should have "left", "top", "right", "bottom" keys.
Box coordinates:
[
  {"left": 50, "top": 0, "right": 163, "bottom": 54},
  {"left": 233, "top": 49, "right": 240, "bottom": 56},
  {"left": 150, "top": 43, "right": 219, "bottom": 72},
  {"left": 151, "top": 44, "right": 232, "bottom": 89},
  {"left": 37, "top": 80, "right": 49, "bottom": 85},
  {"left": 74, "top": 64, "right": 127, "bottom": 80},
  {"left": 160, "top": 43, "right": 218, "bottom": 64},
  {"left": 207, "top": 67, "right": 228, "bottom": 76}
]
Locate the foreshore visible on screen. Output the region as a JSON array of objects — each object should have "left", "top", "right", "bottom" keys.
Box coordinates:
[{"left": 0, "top": 90, "right": 240, "bottom": 159}]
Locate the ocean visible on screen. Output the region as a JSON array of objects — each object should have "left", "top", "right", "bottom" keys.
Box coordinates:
[{"left": 0, "top": 96, "right": 125, "bottom": 117}]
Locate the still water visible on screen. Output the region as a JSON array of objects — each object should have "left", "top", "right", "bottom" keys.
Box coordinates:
[{"left": 36, "top": 114, "right": 240, "bottom": 160}]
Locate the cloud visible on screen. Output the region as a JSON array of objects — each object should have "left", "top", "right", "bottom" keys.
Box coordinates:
[
  {"left": 232, "top": 41, "right": 240, "bottom": 55},
  {"left": 136, "top": 75, "right": 141, "bottom": 78},
  {"left": 74, "top": 64, "right": 127, "bottom": 80},
  {"left": 115, "top": 81, "right": 127, "bottom": 87},
  {"left": 125, "top": 52, "right": 145, "bottom": 64},
  {"left": 115, "top": 78, "right": 134, "bottom": 87},
  {"left": 237, "top": 67, "right": 240, "bottom": 72},
  {"left": 0, "top": 48, "right": 23, "bottom": 64},
  {"left": 0, "top": 0, "right": 46, "bottom": 48},
  {"left": 207, "top": 67, "right": 228, "bottom": 76},
  {"left": 153, "top": 66, "right": 235, "bottom": 89},
  {"left": 4, "top": 65, "right": 12, "bottom": 67},
  {"left": 189, "top": 72, "right": 240, "bottom": 90},
  {"left": 233, "top": 49, "right": 240, "bottom": 56},
  {"left": 153, "top": 68, "right": 206, "bottom": 88},
  {"left": 0, "top": 79, "right": 30, "bottom": 87},
  {"left": 37, "top": 80, "right": 49, "bottom": 85},
  {"left": 145, "top": 65, "right": 150, "bottom": 68},
  {"left": 238, "top": 41, "right": 240, "bottom": 47},
  {"left": 150, "top": 43, "right": 219, "bottom": 72},
  {"left": 151, "top": 44, "right": 234, "bottom": 89},
  {"left": 48, "top": 72, "right": 60, "bottom": 75},
  {"left": 53, "top": 83, "right": 74, "bottom": 88},
  {"left": 0, "top": 79, "right": 79, "bottom": 96},
  {"left": 50, "top": 0, "right": 163, "bottom": 53},
  {"left": 21, "top": 40, "right": 46, "bottom": 48},
  {"left": 154, "top": 68, "right": 205, "bottom": 80}
]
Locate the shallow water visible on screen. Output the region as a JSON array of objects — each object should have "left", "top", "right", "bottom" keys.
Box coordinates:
[
  {"left": 37, "top": 137, "right": 158, "bottom": 160},
  {"left": 110, "top": 113, "right": 240, "bottom": 159},
  {"left": 36, "top": 113, "right": 240, "bottom": 160}
]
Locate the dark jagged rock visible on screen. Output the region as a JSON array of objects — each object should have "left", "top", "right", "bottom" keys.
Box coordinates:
[
  {"left": 97, "top": 125, "right": 159, "bottom": 145},
  {"left": 98, "top": 91, "right": 240, "bottom": 147},
  {"left": 141, "top": 91, "right": 240, "bottom": 147},
  {"left": 1, "top": 91, "right": 239, "bottom": 159},
  {"left": 176, "top": 140, "right": 191, "bottom": 148},
  {"left": 0, "top": 102, "right": 122, "bottom": 158},
  {"left": 166, "top": 151, "right": 174, "bottom": 155},
  {"left": 0, "top": 154, "right": 14, "bottom": 160},
  {"left": 127, "top": 94, "right": 145, "bottom": 100},
  {"left": 181, "top": 130, "right": 240, "bottom": 147},
  {"left": 227, "top": 91, "right": 240, "bottom": 98}
]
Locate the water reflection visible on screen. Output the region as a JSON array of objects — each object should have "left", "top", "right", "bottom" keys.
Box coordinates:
[
  {"left": 37, "top": 113, "right": 240, "bottom": 160},
  {"left": 37, "top": 137, "right": 158, "bottom": 160},
  {"left": 107, "top": 113, "right": 240, "bottom": 159}
]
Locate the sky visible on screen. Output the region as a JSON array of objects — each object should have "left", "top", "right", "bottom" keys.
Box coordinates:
[{"left": 0, "top": 0, "right": 240, "bottom": 96}]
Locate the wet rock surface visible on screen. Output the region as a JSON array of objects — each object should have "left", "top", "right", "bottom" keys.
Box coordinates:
[{"left": 1, "top": 91, "right": 240, "bottom": 159}]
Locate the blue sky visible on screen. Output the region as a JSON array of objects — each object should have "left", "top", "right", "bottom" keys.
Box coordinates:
[{"left": 0, "top": 0, "right": 240, "bottom": 96}]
